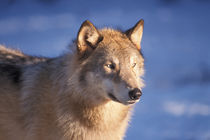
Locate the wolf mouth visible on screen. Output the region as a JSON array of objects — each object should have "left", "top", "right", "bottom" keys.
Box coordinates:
[
  {"left": 108, "top": 93, "right": 136, "bottom": 105},
  {"left": 108, "top": 93, "right": 121, "bottom": 103},
  {"left": 127, "top": 100, "right": 136, "bottom": 104}
]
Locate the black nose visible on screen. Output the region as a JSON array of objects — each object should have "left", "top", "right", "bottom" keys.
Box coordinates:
[{"left": 128, "top": 88, "right": 142, "bottom": 100}]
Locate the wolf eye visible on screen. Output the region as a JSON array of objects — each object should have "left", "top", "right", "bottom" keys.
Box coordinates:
[
  {"left": 107, "top": 64, "right": 115, "bottom": 70},
  {"left": 132, "top": 63, "right": 136, "bottom": 68}
]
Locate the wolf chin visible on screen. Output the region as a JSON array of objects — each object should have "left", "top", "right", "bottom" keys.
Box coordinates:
[{"left": 0, "top": 19, "right": 145, "bottom": 140}]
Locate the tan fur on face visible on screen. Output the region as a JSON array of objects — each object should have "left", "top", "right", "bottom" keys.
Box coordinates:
[{"left": 0, "top": 20, "right": 145, "bottom": 140}]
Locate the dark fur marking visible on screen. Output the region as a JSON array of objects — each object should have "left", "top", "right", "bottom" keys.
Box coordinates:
[
  {"left": 79, "top": 72, "right": 86, "bottom": 84},
  {"left": 0, "top": 64, "right": 22, "bottom": 83}
]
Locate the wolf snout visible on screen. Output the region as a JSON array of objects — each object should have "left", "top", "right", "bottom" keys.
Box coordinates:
[{"left": 128, "top": 88, "right": 142, "bottom": 100}]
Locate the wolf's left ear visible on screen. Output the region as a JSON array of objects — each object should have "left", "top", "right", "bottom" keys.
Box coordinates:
[
  {"left": 77, "top": 20, "right": 103, "bottom": 57},
  {"left": 125, "top": 19, "right": 144, "bottom": 50}
]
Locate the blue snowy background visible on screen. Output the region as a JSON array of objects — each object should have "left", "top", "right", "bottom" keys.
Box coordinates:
[{"left": 0, "top": 0, "right": 210, "bottom": 139}]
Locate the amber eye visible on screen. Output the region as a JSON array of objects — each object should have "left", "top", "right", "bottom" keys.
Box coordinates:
[
  {"left": 107, "top": 64, "right": 115, "bottom": 70},
  {"left": 132, "top": 63, "right": 136, "bottom": 68}
]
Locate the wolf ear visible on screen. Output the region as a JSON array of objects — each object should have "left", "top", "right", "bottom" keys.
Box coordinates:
[
  {"left": 125, "top": 19, "right": 144, "bottom": 50},
  {"left": 77, "top": 20, "right": 103, "bottom": 57}
]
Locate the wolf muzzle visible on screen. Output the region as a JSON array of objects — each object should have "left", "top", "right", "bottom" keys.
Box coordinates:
[{"left": 128, "top": 88, "right": 142, "bottom": 100}]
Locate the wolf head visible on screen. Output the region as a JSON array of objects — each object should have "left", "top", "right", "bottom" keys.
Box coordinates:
[{"left": 75, "top": 20, "right": 144, "bottom": 105}]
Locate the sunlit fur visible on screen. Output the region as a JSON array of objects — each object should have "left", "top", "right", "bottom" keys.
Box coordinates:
[{"left": 0, "top": 20, "right": 144, "bottom": 140}]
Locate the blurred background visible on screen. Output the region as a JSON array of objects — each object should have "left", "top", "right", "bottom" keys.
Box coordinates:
[{"left": 0, "top": 0, "right": 210, "bottom": 139}]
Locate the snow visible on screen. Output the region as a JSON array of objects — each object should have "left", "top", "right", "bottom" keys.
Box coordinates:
[{"left": 0, "top": 0, "right": 210, "bottom": 139}]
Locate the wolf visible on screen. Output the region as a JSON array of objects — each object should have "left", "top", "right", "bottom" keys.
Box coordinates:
[{"left": 0, "top": 19, "right": 145, "bottom": 140}]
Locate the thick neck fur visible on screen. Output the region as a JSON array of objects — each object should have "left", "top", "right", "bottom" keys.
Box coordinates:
[{"left": 33, "top": 53, "right": 133, "bottom": 139}]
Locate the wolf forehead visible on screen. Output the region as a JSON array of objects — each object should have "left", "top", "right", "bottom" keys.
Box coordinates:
[
  {"left": 98, "top": 29, "right": 138, "bottom": 50},
  {"left": 78, "top": 28, "right": 144, "bottom": 73},
  {"left": 88, "top": 29, "right": 144, "bottom": 64},
  {"left": 99, "top": 29, "right": 128, "bottom": 42}
]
